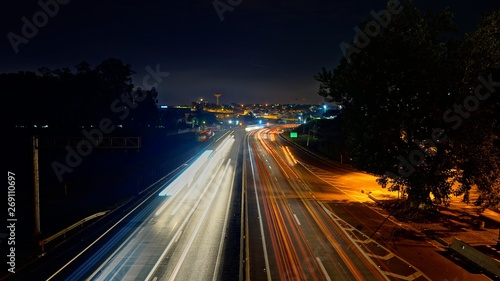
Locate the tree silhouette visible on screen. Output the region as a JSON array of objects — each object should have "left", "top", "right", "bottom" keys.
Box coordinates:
[
  {"left": 3, "top": 58, "right": 160, "bottom": 131},
  {"left": 316, "top": 2, "right": 499, "bottom": 209}
]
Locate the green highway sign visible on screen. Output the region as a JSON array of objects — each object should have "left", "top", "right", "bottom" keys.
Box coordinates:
[{"left": 290, "top": 132, "right": 298, "bottom": 138}]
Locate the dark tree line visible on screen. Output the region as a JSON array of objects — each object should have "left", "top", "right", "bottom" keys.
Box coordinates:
[
  {"left": 316, "top": 1, "right": 499, "bottom": 209},
  {"left": 3, "top": 58, "right": 159, "bottom": 131}
]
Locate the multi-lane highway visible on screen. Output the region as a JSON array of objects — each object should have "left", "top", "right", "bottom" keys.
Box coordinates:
[
  {"left": 244, "top": 128, "right": 431, "bottom": 281},
  {"left": 245, "top": 128, "right": 385, "bottom": 280},
  {"left": 39, "top": 130, "right": 241, "bottom": 281},
  {"left": 7, "top": 126, "right": 489, "bottom": 281}
]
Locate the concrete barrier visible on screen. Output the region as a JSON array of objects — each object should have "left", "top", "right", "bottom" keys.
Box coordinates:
[{"left": 449, "top": 237, "right": 500, "bottom": 277}]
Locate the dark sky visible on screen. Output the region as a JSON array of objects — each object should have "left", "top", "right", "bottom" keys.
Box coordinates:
[{"left": 1, "top": 0, "right": 498, "bottom": 105}]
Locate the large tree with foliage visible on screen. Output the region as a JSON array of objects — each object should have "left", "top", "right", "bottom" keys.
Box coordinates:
[
  {"left": 451, "top": 10, "right": 500, "bottom": 208},
  {"left": 315, "top": 1, "right": 499, "bottom": 210}
]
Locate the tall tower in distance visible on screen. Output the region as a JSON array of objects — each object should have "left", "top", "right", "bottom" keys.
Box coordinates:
[{"left": 214, "top": 93, "right": 221, "bottom": 106}]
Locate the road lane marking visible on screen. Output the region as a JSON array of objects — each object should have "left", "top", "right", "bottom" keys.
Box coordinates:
[
  {"left": 106, "top": 232, "right": 150, "bottom": 281},
  {"left": 55, "top": 138, "right": 234, "bottom": 280},
  {"left": 248, "top": 140, "right": 272, "bottom": 281},
  {"left": 293, "top": 214, "right": 301, "bottom": 226},
  {"left": 144, "top": 151, "right": 228, "bottom": 281},
  {"left": 168, "top": 159, "right": 232, "bottom": 281},
  {"left": 337, "top": 262, "right": 349, "bottom": 277},
  {"left": 299, "top": 162, "right": 415, "bottom": 233},
  {"left": 48, "top": 189, "right": 163, "bottom": 280},
  {"left": 84, "top": 214, "right": 154, "bottom": 280},
  {"left": 174, "top": 230, "right": 183, "bottom": 243},
  {"left": 384, "top": 270, "right": 423, "bottom": 280},
  {"left": 213, "top": 158, "right": 237, "bottom": 281},
  {"left": 168, "top": 179, "right": 201, "bottom": 215},
  {"left": 315, "top": 257, "right": 331, "bottom": 281},
  {"left": 318, "top": 201, "right": 430, "bottom": 280}
]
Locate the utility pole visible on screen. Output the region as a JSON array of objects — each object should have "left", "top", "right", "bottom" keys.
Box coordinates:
[
  {"left": 306, "top": 122, "right": 315, "bottom": 147},
  {"left": 33, "top": 136, "right": 41, "bottom": 242}
]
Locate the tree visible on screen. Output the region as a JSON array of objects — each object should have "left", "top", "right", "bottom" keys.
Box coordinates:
[
  {"left": 451, "top": 10, "right": 500, "bottom": 209},
  {"left": 128, "top": 87, "right": 160, "bottom": 128},
  {"left": 92, "top": 58, "right": 135, "bottom": 125},
  {"left": 315, "top": 1, "right": 500, "bottom": 210},
  {"left": 2, "top": 58, "right": 159, "bottom": 131}
]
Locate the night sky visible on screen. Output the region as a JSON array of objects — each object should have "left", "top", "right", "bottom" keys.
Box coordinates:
[{"left": 1, "top": 0, "right": 498, "bottom": 105}]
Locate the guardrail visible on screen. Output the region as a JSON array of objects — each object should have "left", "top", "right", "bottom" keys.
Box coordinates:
[
  {"left": 449, "top": 237, "right": 500, "bottom": 278},
  {"left": 39, "top": 210, "right": 109, "bottom": 251}
]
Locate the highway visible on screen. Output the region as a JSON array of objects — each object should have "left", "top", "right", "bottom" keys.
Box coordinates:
[
  {"left": 244, "top": 128, "right": 430, "bottom": 281},
  {"left": 7, "top": 126, "right": 484, "bottom": 281},
  {"left": 45, "top": 131, "right": 240, "bottom": 281}
]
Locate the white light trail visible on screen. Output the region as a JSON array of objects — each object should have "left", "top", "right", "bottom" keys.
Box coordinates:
[{"left": 158, "top": 150, "right": 213, "bottom": 197}]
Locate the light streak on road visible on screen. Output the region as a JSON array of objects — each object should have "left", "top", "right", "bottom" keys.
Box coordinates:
[
  {"left": 256, "top": 129, "right": 298, "bottom": 179},
  {"left": 269, "top": 132, "right": 276, "bottom": 142},
  {"left": 246, "top": 128, "right": 388, "bottom": 281},
  {"left": 247, "top": 133, "right": 273, "bottom": 281},
  {"left": 284, "top": 146, "right": 297, "bottom": 165},
  {"left": 281, "top": 146, "right": 294, "bottom": 166},
  {"left": 55, "top": 133, "right": 237, "bottom": 281},
  {"left": 249, "top": 134, "right": 325, "bottom": 280},
  {"left": 158, "top": 150, "right": 213, "bottom": 197},
  {"left": 168, "top": 159, "right": 232, "bottom": 281}
]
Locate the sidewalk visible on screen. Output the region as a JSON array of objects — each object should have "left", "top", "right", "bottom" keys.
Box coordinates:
[
  {"left": 365, "top": 186, "right": 500, "bottom": 281},
  {"left": 368, "top": 187, "right": 499, "bottom": 250}
]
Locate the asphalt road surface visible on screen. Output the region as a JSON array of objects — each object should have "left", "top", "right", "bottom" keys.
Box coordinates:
[
  {"left": 41, "top": 130, "right": 241, "bottom": 281},
  {"left": 243, "top": 128, "right": 419, "bottom": 281},
  {"left": 5, "top": 126, "right": 493, "bottom": 281}
]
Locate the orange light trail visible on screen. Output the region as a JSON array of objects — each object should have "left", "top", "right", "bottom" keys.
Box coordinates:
[{"left": 248, "top": 128, "right": 388, "bottom": 281}]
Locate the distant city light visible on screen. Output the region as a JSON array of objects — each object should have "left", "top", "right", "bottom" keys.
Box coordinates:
[{"left": 245, "top": 124, "right": 264, "bottom": 131}]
